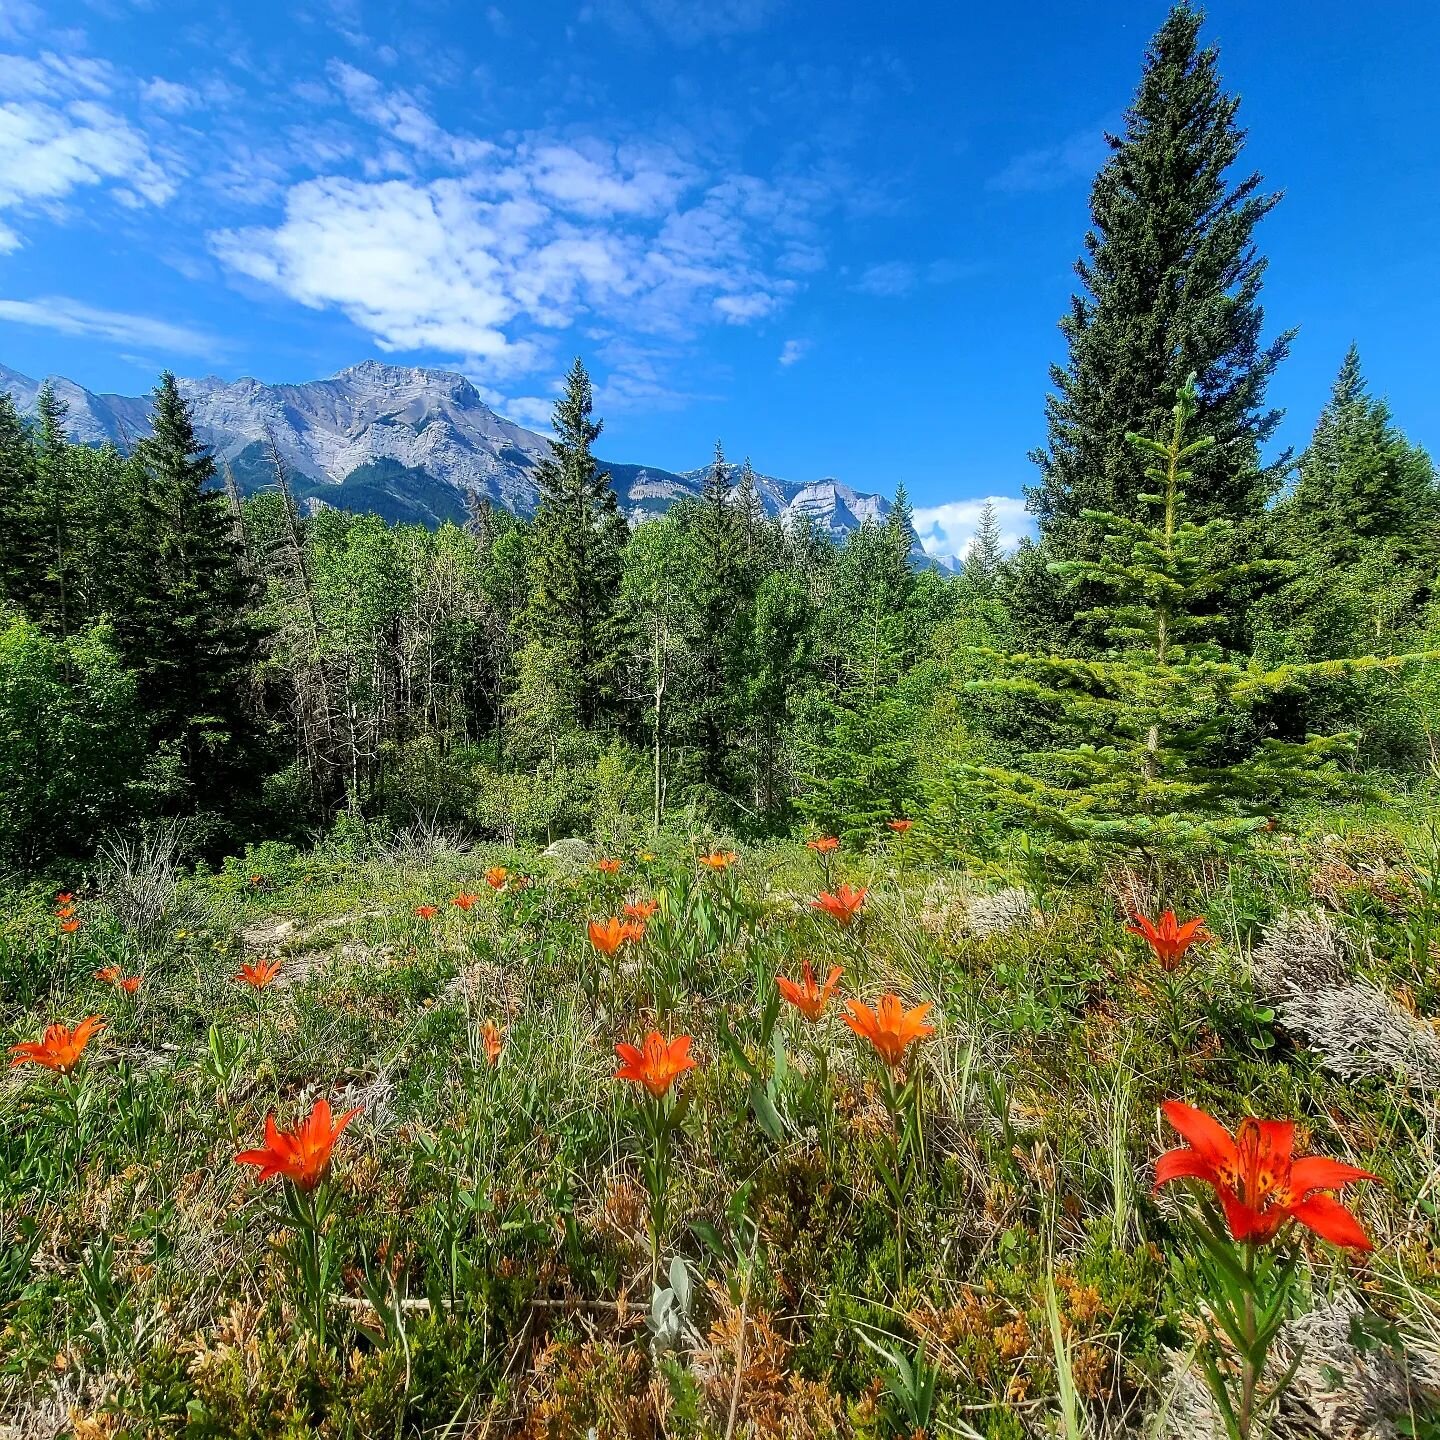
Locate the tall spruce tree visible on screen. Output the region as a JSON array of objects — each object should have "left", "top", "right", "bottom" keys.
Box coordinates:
[
  {"left": 133, "top": 372, "right": 259, "bottom": 814},
  {"left": 1029, "top": 3, "right": 1292, "bottom": 637},
  {"left": 964, "top": 500, "right": 1004, "bottom": 596},
  {"left": 886, "top": 483, "right": 917, "bottom": 577},
  {"left": 525, "top": 358, "right": 628, "bottom": 729}
]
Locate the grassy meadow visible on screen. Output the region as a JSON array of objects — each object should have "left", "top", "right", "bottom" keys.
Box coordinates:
[{"left": 4, "top": 811, "right": 1440, "bottom": 1438}]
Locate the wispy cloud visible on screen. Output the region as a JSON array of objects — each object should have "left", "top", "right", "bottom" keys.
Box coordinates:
[
  {"left": 778, "top": 337, "right": 809, "bottom": 365},
  {"left": 987, "top": 123, "right": 1108, "bottom": 194},
  {"left": 852, "top": 258, "right": 969, "bottom": 298},
  {"left": 0, "top": 49, "right": 178, "bottom": 245},
  {"left": 140, "top": 77, "right": 200, "bottom": 113},
  {"left": 913, "top": 495, "right": 1031, "bottom": 564},
  {"left": 0, "top": 97, "right": 177, "bottom": 211},
  {"left": 0, "top": 51, "right": 115, "bottom": 99},
  {"left": 211, "top": 66, "right": 828, "bottom": 396},
  {"left": 0, "top": 3, "right": 43, "bottom": 42},
  {"left": 585, "top": 0, "right": 779, "bottom": 47},
  {"left": 0, "top": 295, "right": 220, "bottom": 355}
]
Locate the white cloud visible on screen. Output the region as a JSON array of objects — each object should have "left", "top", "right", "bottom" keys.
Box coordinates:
[
  {"left": 0, "top": 98, "right": 176, "bottom": 215},
  {"left": 0, "top": 50, "right": 114, "bottom": 99},
  {"left": 213, "top": 176, "right": 537, "bottom": 373},
  {"left": 988, "top": 124, "right": 1108, "bottom": 195},
  {"left": 778, "top": 338, "right": 808, "bottom": 365},
  {"left": 211, "top": 74, "right": 819, "bottom": 387},
  {"left": 0, "top": 48, "right": 177, "bottom": 248},
  {"left": 327, "top": 60, "right": 493, "bottom": 169},
  {"left": 912, "top": 495, "right": 1031, "bottom": 566},
  {"left": 140, "top": 77, "right": 199, "bottom": 113},
  {"left": 513, "top": 139, "right": 697, "bottom": 219},
  {"left": 0, "top": 295, "right": 218, "bottom": 355},
  {"left": 713, "top": 291, "right": 779, "bottom": 323},
  {"left": 497, "top": 395, "right": 556, "bottom": 427}
]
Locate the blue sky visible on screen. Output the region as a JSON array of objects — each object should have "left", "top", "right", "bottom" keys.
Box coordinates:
[{"left": 0, "top": 0, "right": 1436, "bottom": 559}]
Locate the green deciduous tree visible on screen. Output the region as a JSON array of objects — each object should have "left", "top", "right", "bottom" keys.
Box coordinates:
[{"left": 0, "top": 612, "right": 141, "bottom": 871}]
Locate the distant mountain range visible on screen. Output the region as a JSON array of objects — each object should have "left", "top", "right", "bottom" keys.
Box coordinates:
[{"left": 0, "top": 358, "right": 944, "bottom": 567}]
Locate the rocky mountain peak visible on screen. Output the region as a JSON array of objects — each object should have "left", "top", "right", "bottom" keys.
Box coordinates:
[{"left": 0, "top": 358, "right": 949, "bottom": 568}]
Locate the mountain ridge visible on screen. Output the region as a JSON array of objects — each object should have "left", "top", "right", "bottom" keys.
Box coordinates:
[{"left": 0, "top": 359, "right": 944, "bottom": 567}]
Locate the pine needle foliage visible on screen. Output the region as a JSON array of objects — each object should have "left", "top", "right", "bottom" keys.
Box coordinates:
[{"left": 966, "top": 377, "right": 1399, "bottom": 862}]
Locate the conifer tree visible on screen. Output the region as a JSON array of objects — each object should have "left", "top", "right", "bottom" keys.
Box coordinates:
[
  {"left": 33, "top": 383, "right": 76, "bottom": 638},
  {"left": 886, "top": 482, "right": 917, "bottom": 580},
  {"left": 971, "top": 377, "right": 1393, "bottom": 871},
  {"left": 0, "top": 391, "right": 41, "bottom": 615},
  {"left": 1256, "top": 348, "right": 1439, "bottom": 759},
  {"left": 688, "top": 439, "right": 742, "bottom": 789},
  {"left": 965, "top": 500, "right": 1004, "bottom": 596},
  {"left": 525, "top": 358, "right": 629, "bottom": 729},
  {"left": 132, "top": 371, "right": 259, "bottom": 813},
  {"left": 1278, "top": 346, "right": 1437, "bottom": 578},
  {"left": 734, "top": 455, "right": 767, "bottom": 562},
  {"left": 1029, "top": 3, "right": 1292, "bottom": 634}
]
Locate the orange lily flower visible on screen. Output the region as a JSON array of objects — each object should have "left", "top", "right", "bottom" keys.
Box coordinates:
[
  {"left": 887, "top": 818, "right": 914, "bottom": 833},
  {"left": 1127, "top": 910, "right": 1210, "bottom": 972},
  {"left": 1155, "top": 1101, "right": 1376, "bottom": 1251},
  {"left": 95, "top": 965, "right": 122, "bottom": 984},
  {"left": 844, "top": 994, "right": 934, "bottom": 1068},
  {"left": 238, "top": 957, "right": 283, "bottom": 989},
  {"left": 624, "top": 898, "right": 659, "bottom": 921},
  {"left": 698, "top": 849, "right": 738, "bottom": 870},
  {"left": 813, "top": 883, "right": 868, "bottom": 927},
  {"left": 118, "top": 976, "right": 141, "bottom": 994},
  {"left": 614, "top": 1031, "right": 697, "bottom": 1099},
  {"left": 10, "top": 1016, "right": 105, "bottom": 1074},
  {"left": 597, "top": 857, "right": 622, "bottom": 875},
  {"left": 484, "top": 866, "right": 509, "bottom": 889},
  {"left": 413, "top": 905, "right": 438, "bottom": 920},
  {"left": 55, "top": 892, "right": 74, "bottom": 906},
  {"left": 235, "top": 1098, "right": 363, "bottom": 1191},
  {"left": 777, "top": 961, "right": 843, "bottom": 1021},
  {"left": 58, "top": 916, "right": 81, "bottom": 934},
  {"left": 622, "top": 918, "right": 647, "bottom": 943},
  {"left": 482, "top": 1019, "right": 504, "bottom": 1066},
  {"left": 451, "top": 892, "right": 481, "bottom": 911},
  {"left": 588, "top": 916, "right": 633, "bottom": 957},
  {"left": 807, "top": 836, "right": 840, "bottom": 854}
]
